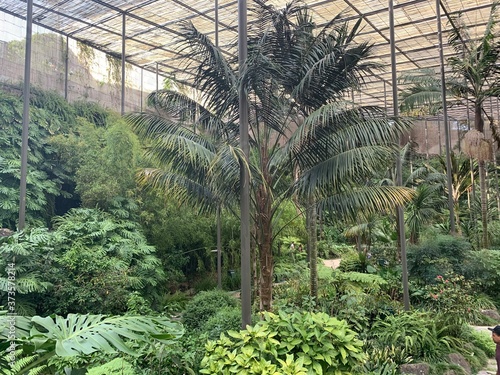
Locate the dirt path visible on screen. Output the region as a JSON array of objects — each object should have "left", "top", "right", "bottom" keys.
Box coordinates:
[
  {"left": 471, "top": 326, "right": 496, "bottom": 375},
  {"left": 322, "top": 258, "right": 341, "bottom": 269},
  {"left": 477, "top": 358, "right": 496, "bottom": 375}
]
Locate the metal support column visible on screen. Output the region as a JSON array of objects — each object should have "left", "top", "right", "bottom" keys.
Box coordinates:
[
  {"left": 18, "top": 0, "right": 34, "bottom": 231},
  {"left": 121, "top": 13, "right": 126, "bottom": 115},
  {"left": 140, "top": 67, "right": 143, "bottom": 112},
  {"left": 425, "top": 119, "right": 429, "bottom": 159},
  {"left": 215, "top": 0, "right": 222, "bottom": 290},
  {"left": 64, "top": 35, "right": 69, "bottom": 100},
  {"left": 238, "top": 0, "right": 251, "bottom": 328},
  {"left": 217, "top": 205, "right": 222, "bottom": 289},
  {"left": 389, "top": 0, "right": 410, "bottom": 311},
  {"left": 156, "top": 62, "right": 159, "bottom": 92},
  {"left": 436, "top": 0, "right": 456, "bottom": 234}
]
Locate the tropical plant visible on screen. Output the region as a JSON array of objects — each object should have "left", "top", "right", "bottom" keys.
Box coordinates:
[
  {"left": 137, "top": 191, "right": 220, "bottom": 288},
  {"left": 0, "top": 90, "right": 69, "bottom": 229},
  {"left": 0, "top": 313, "right": 183, "bottom": 375},
  {"left": 405, "top": 183, "right": 444, "bottom": 244},
  {"left": 87, "top": 358, "right": 137, "bottom": 375},
  {"left": 461, "top": 327, "right": 496, "bottom": 358},
  {"left": 399, "top": 2, "right": 500, "bottom": 248},
  {"left": 182, "top": 289, "right": 238, "bottom": 332},
  {"left": 407, "top": 234, "right": 472, "bottom": 284},
  {"left": 451, "top": 248, "right": 500, "bottom": 306},
  {"left": 415, "top": 273, "right": 494, "bottom": 323},
  {"left": 0, "top": 228, "right": 53, "bottom": 316},
  {"left": 359, "top": 345, "right": 409, "bottom": 375},
  {"left": 5, "top": 208, "right": 165, "bottom": 316},
  {"left": 199, "top": 310, "right": 365, "bottom": 375},
  {"left": 127, "top": 0, "right": 412, "bottom": 311},
  {"left": 370, "top": 311, "right": 458, "bottom": 362},
  {"left": 72, "top": 100, "right": 110, "bottom": 128}
]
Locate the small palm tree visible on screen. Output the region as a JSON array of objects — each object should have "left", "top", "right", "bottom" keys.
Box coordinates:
[
  {"left": 406, "top": 183, "right": 444, "bottom": 244},
  {"left": 437, "top": 152, "right": 476, "bottom": 233}
]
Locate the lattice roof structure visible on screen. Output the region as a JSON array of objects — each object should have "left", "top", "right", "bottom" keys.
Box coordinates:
[{"left": 0, "top": 0, "right": 497, "bottom": 120}]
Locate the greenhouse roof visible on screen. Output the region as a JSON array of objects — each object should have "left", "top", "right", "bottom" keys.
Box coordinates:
[{"left": 0, "top": 0, "right": 496, "bottom": 119}]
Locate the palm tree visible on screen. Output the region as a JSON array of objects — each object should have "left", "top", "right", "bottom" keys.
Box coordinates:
[
  {"left": 127, "top": 0, "right": 412, "bottom": 310},
  {"left": 436, "top": 152, "right": 476, "bottom": 233},
  {"left": 405, "top": 183, "right": 444, "bottom": 244},
  {"left": 249, "top": 1, "right": 412, "bottom": 300},
  {"left": 400, "top": 2, "right": 500, "bottom": 248}
]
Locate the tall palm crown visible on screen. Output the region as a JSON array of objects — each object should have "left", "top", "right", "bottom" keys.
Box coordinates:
[
  {"left": 446, "top": 3, "right": 500, "bottom": 133},
  {"left": 127, "top": 0, "right": 411, "bottom": 310}
]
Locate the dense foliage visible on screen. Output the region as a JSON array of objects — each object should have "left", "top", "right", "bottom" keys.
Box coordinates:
[
  {"left": 1, "top": 2, "right": 500, "bottom": 374},
  {"left": 200, "top": 311, "right": 365, "bottom": 375}
]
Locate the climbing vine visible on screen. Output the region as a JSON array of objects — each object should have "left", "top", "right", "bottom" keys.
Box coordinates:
[
  {"left": 77, "top": 41, "right": 95, "bottom": 69},
  {"left": 106, "top": 54, "right": 122, "bottom": 84}
]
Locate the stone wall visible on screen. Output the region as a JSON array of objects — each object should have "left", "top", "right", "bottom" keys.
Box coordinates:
[
  {"left": 0, "top": 32, "right": 156, "bottom": 114},
  {"left": 411, "top": 118, "right": 495, "bottom": 158}
]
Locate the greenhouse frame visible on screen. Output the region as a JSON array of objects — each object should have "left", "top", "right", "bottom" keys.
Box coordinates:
[{"left": 0, "top": 0, "right": 497, "bottom": 119}]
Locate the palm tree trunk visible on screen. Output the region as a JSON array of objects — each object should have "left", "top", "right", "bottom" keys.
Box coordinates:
[
  {"left": 479, "top": 160, "right": 489, "bottom": 248},
  {"left": 476, "top": 105, "right": 489, "bottom": 248},
  {"left": 307, "top": 195, "right": 318, "bottom": 301},
  {"left": 251, "top": 226, "right": 258, "bottom": 301},
  {"left": 256, "top": 183, "right": 273, "bottom": 311},
  {"left": 454, "top": 201, "right": 461, "bottom": 236}
]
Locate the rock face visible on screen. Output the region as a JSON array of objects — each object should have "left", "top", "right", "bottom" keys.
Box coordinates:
[
  {"left": 482, "top": 309, "right": 500, "bottom": 321},
  {"left": 447, "top": 353, "right": 471, "bottom": 375},
  {"left": 400, "top": 363, "right": 430, "bottom": 375},
  {"left": 0, "top": 228, "right": 13, "bottom": 237}
]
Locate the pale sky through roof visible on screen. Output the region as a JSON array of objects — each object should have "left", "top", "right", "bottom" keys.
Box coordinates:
[{"left": 0, "top": 12, "right": 45, "bottom": 42}]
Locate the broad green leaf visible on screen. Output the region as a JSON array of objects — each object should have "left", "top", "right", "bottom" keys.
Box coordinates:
[{"left": 30, "top": 314, "right": 183, "bottom": 357}]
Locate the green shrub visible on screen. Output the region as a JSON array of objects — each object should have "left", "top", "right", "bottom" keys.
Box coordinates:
[
  {"left": 161, "top": 291, "right": 190, "bottom": 316},
  {"left": 222, "top": 268, "right": 241, "bottom": 291},
  {"left": 359, "top": 345, "right": 408, "bottom": 374},
  {"left": 202, "top": 306, "right": 245, "bottom": 340},
  {"left": 407, "top": 235, "right": 472, "bottom": 284},
  {"left": 412, "top": 273, "right": 493, "bottom": 323},
  {"left": 182, "top": 289, "right": 238, "bottom": 331},
  {"left": 87, "top": 358, "right": 136, "bottom": 375},
  {"left": 126, "top": 292, "right": 154, "bottom": 315},
  {"left": 192, "top": 274, "right": 218, "bottom": 293},
  {"left": 462, "top": 249, "right": 500, "bottom": 301},
  {"left": 461, "top": 327, "right": 496, "bottom": 358},
  {"left": 317, "top": 241, "right": 353, "bottom": 259},
  {"left": 370, "top": 311, "right": 457, "bottom": 362},
  {"left": 274, "top": 257, "right": 308, "bottom": 282},
  {"left": 200, "top": 310, "right": 365, "bottom": 374},
  {"left": 338, "top": 251, "right": 373, "bottom": 273},
  {"left": 136, "top": 331, "right": 207, "bottom": 375},
  {"left": 273, "top": 272, "right": 310, "bottom": 310},
  {"left": 465, "top": 343, "right": 488, "bottom": 373}
]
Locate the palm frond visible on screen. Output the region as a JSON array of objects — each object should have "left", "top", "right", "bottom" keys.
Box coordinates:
[
  {"left": 146, "top": 89, "right": 239, "bottom": 140},
  {"left": 318, "top": 185, "right": 415, "bottom": 221},
  {"left": 177, "top": 21, "right": 239, "bottom": 118}
]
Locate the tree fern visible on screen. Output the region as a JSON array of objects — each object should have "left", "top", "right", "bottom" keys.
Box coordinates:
[
  {"left": 86, "top": 358, "right": 136, "bottom": 375},
  {"left": 4, "top": 350, "right": 48, "bottom": 375},
  {"left": 340, "top": 271, "right": 387, "bottom": 287}
]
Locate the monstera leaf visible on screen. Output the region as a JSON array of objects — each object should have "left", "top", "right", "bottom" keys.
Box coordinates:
[
  {"left": 0, "top": 312, "right": 184, "bottom": 375},
  {"left": 29, "top": 314, "right": 183, "bottom": 356}
]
